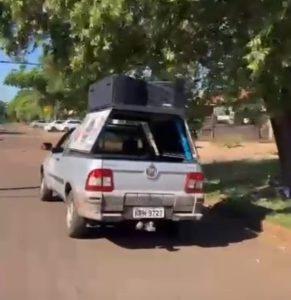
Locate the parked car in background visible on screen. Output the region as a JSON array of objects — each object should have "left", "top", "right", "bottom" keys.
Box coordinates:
[
  {"left": 44, "top": 120, "right": 65, "bottom": 132},
  {"left": 29, "top": 120, "right": 47, "bottom": 128},
  {"left": 213, "top": 106, "right": 235, "bottom": 125},
  {"left": 57, "top": 119, "right": 81, "bottom": 132}
]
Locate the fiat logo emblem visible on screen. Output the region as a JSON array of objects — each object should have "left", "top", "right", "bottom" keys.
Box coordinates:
[{"left": 146, "top": 164, "right": 158, "bottom": 179}]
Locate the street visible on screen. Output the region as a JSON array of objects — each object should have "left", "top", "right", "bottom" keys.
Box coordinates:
[{"left": 1, "top": 128, "right": 291, "bottom": 300}]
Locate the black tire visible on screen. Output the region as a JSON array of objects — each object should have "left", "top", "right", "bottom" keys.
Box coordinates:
[
  {"left": 51, "top": 126, "right": 57, "bottom": 132},
  {"left": 40, "top": 175, "right": 53, "bottom": 201},
  {"left": 66, "top": 191, "right": 87, "bottom": 238}
]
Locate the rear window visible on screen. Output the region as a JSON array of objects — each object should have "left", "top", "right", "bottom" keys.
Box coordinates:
[
  {"left": 92, "top": 117, "right": 194, "bottom": 162},
  {"left": 95, "top": 125, "right": 148, "bottom": 157}
]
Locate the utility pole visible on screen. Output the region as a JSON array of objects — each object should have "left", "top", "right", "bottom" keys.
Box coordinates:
[{"left": 0, "top": 60, "right": 41, "bottom": 66}]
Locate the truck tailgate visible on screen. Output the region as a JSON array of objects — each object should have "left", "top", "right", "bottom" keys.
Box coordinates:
[{"left": 102, "top": 160, "right": 201, "bottom": 193}]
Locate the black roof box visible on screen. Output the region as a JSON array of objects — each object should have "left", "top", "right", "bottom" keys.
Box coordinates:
[{"left": 88, "top": 75, "right": 186, "bottom": 115}]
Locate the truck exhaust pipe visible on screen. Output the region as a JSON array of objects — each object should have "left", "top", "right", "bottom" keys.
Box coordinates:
[
  {"left": 135, "top": 221, "right": 144, "bottom": 230},
  {"left": 144, "top": 221, "right": 156, "bottom": 232},
  {"left": 135, "top": 221, "right": 156, "bottom": 232}
]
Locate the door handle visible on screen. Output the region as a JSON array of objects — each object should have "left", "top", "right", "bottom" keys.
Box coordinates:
[{"left": 55, "top": 157, "right": 60, "bottom": 161}]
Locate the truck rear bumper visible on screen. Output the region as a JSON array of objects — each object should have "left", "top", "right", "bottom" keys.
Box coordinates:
[{"left": 75, "top": 195, "right": 204, "bottom": 222}]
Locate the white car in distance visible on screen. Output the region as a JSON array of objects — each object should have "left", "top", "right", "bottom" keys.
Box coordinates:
[
  {"left": 58, "top": 119, "right": 81, "bottom": 132},
  {"left": 29, "top": 120, "right": 47, "bottom": 128},
  {"left": 44, "top": 120, "right": 65, "bottom": 132}
]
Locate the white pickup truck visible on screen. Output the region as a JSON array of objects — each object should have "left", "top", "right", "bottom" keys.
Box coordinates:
[
  {"left": 40, "top": 75, "right": 205, "bottom": 238},
  {"left": 40, "top": 110, "right": 204, "bottom": 238}
]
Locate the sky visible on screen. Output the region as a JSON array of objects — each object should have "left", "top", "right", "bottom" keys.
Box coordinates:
[{"left": 0, "top": 48, "right": 42, "bottom": 102}]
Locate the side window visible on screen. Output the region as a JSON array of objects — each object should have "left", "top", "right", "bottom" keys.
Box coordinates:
[{"left": 150, "top": 120, "right": 184, "bottom": 154}]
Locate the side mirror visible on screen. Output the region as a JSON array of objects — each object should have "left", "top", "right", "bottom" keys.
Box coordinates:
[
  {"left": 51, "top": 147, "right": 63, "bottom": 154},
  {"left": 41, "top": 142, "right": 53, "bottom": 151}
]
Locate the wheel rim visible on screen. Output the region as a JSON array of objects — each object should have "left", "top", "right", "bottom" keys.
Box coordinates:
[{"left": 66, "top": 201, "right": 74, "bottom": 229}]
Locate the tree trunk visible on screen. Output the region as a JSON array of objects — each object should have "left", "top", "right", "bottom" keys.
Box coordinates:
[
  {"left": 266, "top": 118, "right": 273, "bottom": 141},
  {"left": 271, "top": 114, "right": 291, "bottom": 189}
]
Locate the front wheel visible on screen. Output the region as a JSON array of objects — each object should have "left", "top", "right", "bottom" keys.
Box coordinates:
[
  {"left": 40, "top": 175, "right": 53, "bottom": 201},
  {"left": 66, "top": 191, "right": 87, "bottom": 238}
]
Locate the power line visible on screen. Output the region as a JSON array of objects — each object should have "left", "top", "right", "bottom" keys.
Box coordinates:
[{"left": 0, "top": 60, "right": 41, "bottom": 66}]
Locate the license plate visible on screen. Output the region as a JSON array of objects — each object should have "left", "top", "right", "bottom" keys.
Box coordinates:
[{"left": 133, "top": 207, "right": 165, "bottom": 219}]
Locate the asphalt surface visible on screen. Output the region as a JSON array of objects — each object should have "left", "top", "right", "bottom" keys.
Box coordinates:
[{"left": 1, "top": 128, "right": 291, "bottom": 300}]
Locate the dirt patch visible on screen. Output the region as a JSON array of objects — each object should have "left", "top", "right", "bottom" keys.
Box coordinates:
[
  {"left": 262, "top": 221, "right": 291, "bottom": 243},
  {"left": 196, "top": 141, "right": 277, "bottom": 163},
  {"left": 259, "top": 221, "right": 291, "bottom": 253}
]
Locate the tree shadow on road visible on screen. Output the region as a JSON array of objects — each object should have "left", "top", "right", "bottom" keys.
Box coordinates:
[
  {"left": 0, "top": 186, "right": 40, "bottom": 191},
  {"left": 0, "top": 130, "right": 24, "bottom": 135},
  {"left": 110, "top": 220, "right": 257, "bottom": 252},
  {"left": 82, "top": 209, "right": 259, "bottom": 251}
]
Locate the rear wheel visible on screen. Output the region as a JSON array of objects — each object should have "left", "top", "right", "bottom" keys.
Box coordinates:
[
  {"left": 66, "top": 191, "right": 87, "bottom": 238},
  {"left": 40, "top": 175, "right": 53, "bottom": 201}
]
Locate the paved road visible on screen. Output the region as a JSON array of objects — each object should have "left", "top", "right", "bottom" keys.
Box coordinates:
[{"left": 1, "top": 129, "right": 291, "bottom": 300}]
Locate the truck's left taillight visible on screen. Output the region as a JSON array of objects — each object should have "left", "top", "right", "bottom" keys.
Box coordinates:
[{"left": 85, "top": 169, "right": 114, "bottom": 192}]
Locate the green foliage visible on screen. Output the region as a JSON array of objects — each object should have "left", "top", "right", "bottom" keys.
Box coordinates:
[
  {"left": 0, "top": 1, "right": 243, "bottom": 88},
  {"left": 0, "top": 100, "right": 6, "bottom": 114},
  {"left": 0, "top": 100, "right": 6, "bottom": 122},
  {"left": 3, "top": 54, "right": 88, "bottom": 114},
  {"left": 1, "top": 0, "right": 291, "bottom": 115},
  {"left": 5, "top": 68, "right": 47, "bottom": 93},
  {"left": 7, "top": 90, "right": 42, "bottom": 121}
]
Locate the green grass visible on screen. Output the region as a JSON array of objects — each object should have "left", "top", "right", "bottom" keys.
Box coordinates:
[
  {"left": 267, "top": 214, "right": 291, "bottom": 228},
  {"left": 204, "top": 159, "right": 291, "bottom": 230}
]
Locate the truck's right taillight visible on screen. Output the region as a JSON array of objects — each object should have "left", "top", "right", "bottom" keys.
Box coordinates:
[
  {"left": 85, "top": 169, "right": 114, "bottom": 192},
  {"left": 185, "top": 172, "right": 204, "bottom": 194}
]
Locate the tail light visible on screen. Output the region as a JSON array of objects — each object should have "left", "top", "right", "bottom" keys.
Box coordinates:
[
  {"left": 85, "top": 169, "right": 114, "bottom": 192},
  {"left": 185, "top": 172, "right": 204, "bottom": 194}
]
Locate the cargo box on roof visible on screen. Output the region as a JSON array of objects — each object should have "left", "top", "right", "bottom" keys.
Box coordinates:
[{"left": 88, "top": 75, "right": 186, "bottom": 115}]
